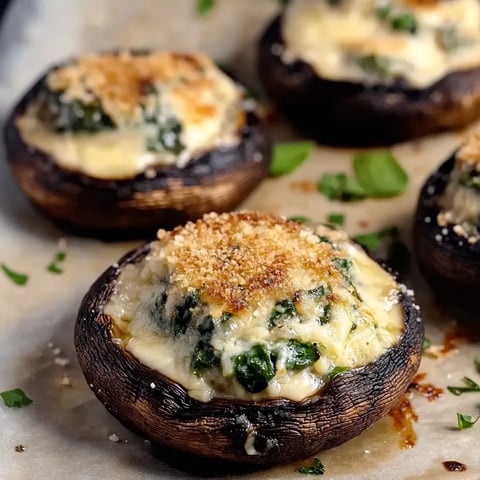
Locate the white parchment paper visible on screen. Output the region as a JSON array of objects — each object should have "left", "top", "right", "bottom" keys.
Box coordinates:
[{"left": 0, "top": 1, "right": 479, "bottom": 479}]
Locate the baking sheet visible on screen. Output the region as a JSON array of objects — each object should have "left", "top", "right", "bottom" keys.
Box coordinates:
[{"left": 0, "top": 1, "right": 479, "bottom": 479}]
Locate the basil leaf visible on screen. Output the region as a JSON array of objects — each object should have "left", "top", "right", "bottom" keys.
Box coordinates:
[
  {"left": 0, "top": 388, "right": 33, "bottom": 408},
  {"left": 447, "top": 377, "right": 480, "bottom": 396},
  {"left": 270, "top": 142, "right": 314, "bottom": 177},
  {"left": 327, "top": 213, "right": 345, "bottom": 226},
  {"left": 353, "top": 151, "right": 408, "bottom": 198},
  {"left": 1, "top": 264, "right": 28, "bottom": 286},
  {"left": 317, "top": 173, "right": 366, "bottom": 201},
  {"left": 196, "top": 0, "right": 215, "bottom": 14},
  {"left": 457, "top": 413, "right": 479, "bottom": 430},
  {"left": 296, "top": 457, "right": 325, "bottom": 475}
]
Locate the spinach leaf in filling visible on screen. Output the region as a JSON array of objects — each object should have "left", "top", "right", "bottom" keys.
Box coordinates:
[
  {"left": 172, "top": 292, "right": 199, "bottom": 336},
  {"left": 234, "top": 344, "right": 277, "bottom": 393},
  {"left": 39, "top": 86, "right": 115, "bottom": 132},
  {"left": 269, "top": 298, "right": 297, "bottom": 329},
  {"left": 281, "top": 339, "right": 320, "bottom": 371}
]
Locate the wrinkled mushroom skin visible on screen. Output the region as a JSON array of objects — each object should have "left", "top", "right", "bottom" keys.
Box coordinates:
[
  {"left": 4, "top": 74, "right": 271, "bottom": 239},
  {"left": 414, "top": 156, "right": 480, "bottom": 317},
  {"left": 75, "top": 243, "right": 423, "bottom": 465},
  {"left": 258, "top": 17, "right": 480, "bottom": 147}
]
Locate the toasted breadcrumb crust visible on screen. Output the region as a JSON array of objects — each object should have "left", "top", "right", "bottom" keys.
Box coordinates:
[
  {"left": 47, "top": 51, "right": 241, "bottom": 128},
  {"left": 456, "top": 129, "right": 480, "bottom": 169},
  {"left": 155, "top": 212, "right": 342, "bottom": 313}
]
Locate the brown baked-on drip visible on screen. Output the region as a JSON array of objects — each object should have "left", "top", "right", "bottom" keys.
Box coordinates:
[
  {"left": 4, "top": 52, "right": 271, "bottom": 239},
  {"left": 258, "top": 13, "right": 480, "bottom": 147},
  {"left": 414, "top": 131, "right": 480, "bottom": 318},
  {"left": 75, "top": 212, "right": 423, "bottom": 465}
]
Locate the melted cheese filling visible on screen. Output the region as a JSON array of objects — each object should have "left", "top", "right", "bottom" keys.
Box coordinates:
[
  {"left": 282, "top": 0, "right": 480, "bottom": 88},
  {"left": 16, "top": 52, "right": 245, "bottom": 180},
  {"left": 439, "top": 130, "right": 480, "bottom": 240},
  {"left": 105, "top": 212, "right": 404, "bottom": 402}
]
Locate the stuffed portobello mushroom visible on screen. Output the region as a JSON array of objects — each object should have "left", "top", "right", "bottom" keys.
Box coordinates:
[
  {"left": 259, "top": 0, "right": 480, "bottom": 146},
  {"left": 4, "top": 51, "right": 271, "bottom": 238},
  {"left": 75, "top": 211, "right": 423, "bottom": 465},
  {"left": 414, "top": 130, "right": 480, "bottom": 317}
]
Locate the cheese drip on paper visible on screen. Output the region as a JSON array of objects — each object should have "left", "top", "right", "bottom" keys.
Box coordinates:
[
  {"left": 105, "top": 212, "right": 405, "bottom": 402},
  {"left": 282, "top": 0, "right": 480, "bottom": 88},
  {"left": 17, "top": 52, "right": 245, "bottom": 179}
]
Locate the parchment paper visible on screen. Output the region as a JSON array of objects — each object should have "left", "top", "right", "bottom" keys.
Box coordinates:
[{"left": 0, "top": 1, "right": 479, "bottom": 479}]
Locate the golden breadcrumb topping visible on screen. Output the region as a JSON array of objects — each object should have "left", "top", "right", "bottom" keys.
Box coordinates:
[
  {"left": 456, "top": 129, "right": 480, "bottom": 169},
  {"left": 47, "top": 51, "right": 240, "bottom": 128},
  {"left": 155, "top": 212, "right": 342, "bottom": 313}
]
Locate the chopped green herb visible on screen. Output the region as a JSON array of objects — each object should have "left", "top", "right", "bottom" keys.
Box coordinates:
[
  {"left": 356, "top": 54, "right": 391, "bottom": 77},
  {"left": 308, "top": 285, "right": 329, "bottom": 298},
  {"left": 196, "top": 0, "right": 215, "bottom": 14},
  {"left": 0, "top": 388, "right": 32, "bottom": 408},
  {"left": 457, "top": 413, "right": 479, "bottom": 430},
  {"left": 328, "top": 366, "right": 349, "bottom": 378},
  {"left": 1, "top": 264, "right": 28, "bottom": 286},
  {"left": 327, "top": 213, "right": 345, "bottom": 226},
  {"left": 391, "top": 13, "right": 417, "bottom": 34},
  {"left": 475, "top": 358, "right": 480, "bottom": 374},
  {"left": 46, "top": 251, "right": 67, "bottom": 275},
  {"left": 282, "top": 340, "right": 320, "bottom": 370},
  {"left": 289, "top": 215, "right": 311, "bottom": 224},
  {"left": 149, "top": 292, "right": 168, "bottom": 326},
  {"left": 234, "top": 344, "right": 276, "bottom": 393},
  {"left": 422, "top": 338, "right": 431, "bottom": 352},
  {"left": 270, "top": 142, "right": 314, "bottom": 177},
  {"left": 353, "top": 151, "right": 408, "bottom": 198},
  {"left": 318, "top": 173, "right": 366, "bottom": 201},
  {"left": 447, "top": 377, "right": 480, "bottom": 396},
  {"left": 296, "top": 457, "right": 325, "bottom": 475}
]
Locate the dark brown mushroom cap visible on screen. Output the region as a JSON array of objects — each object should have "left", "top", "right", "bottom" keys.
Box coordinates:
[
  {"left": 75, "top": 242, "right": 423, "bottom": 465},
  {"left": 3, "top": 67, "right": 271, "bottom": 240},
  {"left": 413, "top": 155, "right": 480, "bottom": 318},
  {"left": 258, "top": 16, "right": 480, "bottom": 146}
]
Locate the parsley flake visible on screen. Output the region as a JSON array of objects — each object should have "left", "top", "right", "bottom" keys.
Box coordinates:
[
  {"left": 270, "top": 142, "right": 314, "bottom": 177},
  {"left": 457, "top": 412, "right": 479, "bottom": 430},
  {"left": 296, "top": 457, "right": 325, "bottom": 475},
  {"left": 0, "top": 388, "right": 33, "bottom": 408},
  {"left": 1, "top": 264, "right": 28, "bottom": 285},
  {"left": 46, "top": 251, "right": 67, "bottom": 275},
  {"left": 196, "top": 0, "right": 215, "bottom": 15},
  {"left": 447, "top": 377, "right": 480, "bottom": 396}
]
